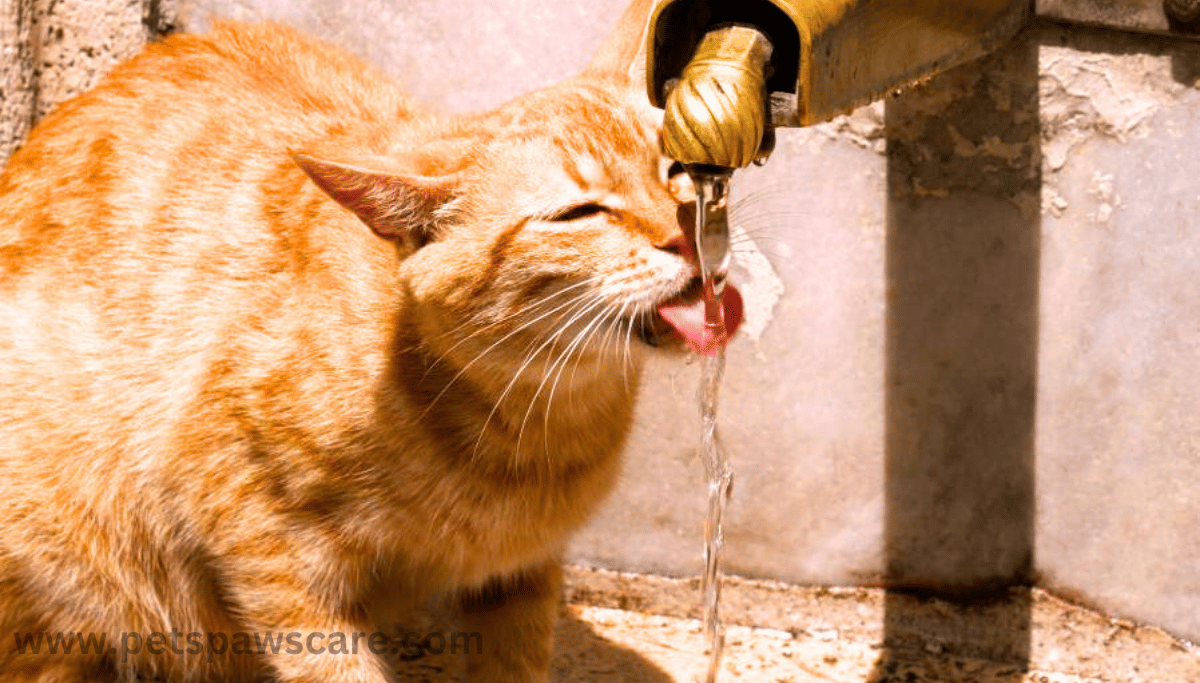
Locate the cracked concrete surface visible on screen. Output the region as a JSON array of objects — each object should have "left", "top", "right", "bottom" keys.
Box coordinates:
[{"left": 393, "top": 568, "right": 1200, "bottom": 682}]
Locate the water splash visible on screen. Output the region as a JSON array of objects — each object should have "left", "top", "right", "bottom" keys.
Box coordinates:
[{"left": 690, "top": 168, "right": 735, "bottom": 683}]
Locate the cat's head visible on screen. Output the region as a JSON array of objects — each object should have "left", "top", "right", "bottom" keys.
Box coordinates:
[{"left": 294, "top": 0, "right": 742, "bottom": 376}]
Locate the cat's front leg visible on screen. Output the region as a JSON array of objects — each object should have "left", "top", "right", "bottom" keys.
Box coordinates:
[
  {"left": 252, "top": 620, "right": 395, "bottom": 683},
  {"left": 459, "top": 560, "right": 561, "bottom": 683},
  {"left": 231, "top": 589, "right": 395, "bottom": 683}
]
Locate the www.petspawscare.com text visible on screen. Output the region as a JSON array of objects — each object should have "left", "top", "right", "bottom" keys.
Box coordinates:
[{"left": 13, "top": 629, "right": 482, "bottom": 662}]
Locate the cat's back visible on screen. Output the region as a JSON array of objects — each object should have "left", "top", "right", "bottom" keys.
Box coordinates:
[
  {"left": 0, "top": 23, "right": 411, "bottom": 459},
  {"left": 0, "top": 20, "right": 417, "bottom": 311},
  {"left": 0, "top": 20, "right": 419, "bottom": 257},
  {"left": 4, "top": 18, "right": 418, "bottom": 163}
]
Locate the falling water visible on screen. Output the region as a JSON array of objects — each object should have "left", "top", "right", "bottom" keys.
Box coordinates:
[
  {"left": 699, "top": 351, "right": 732, "bottom": 683},
  {"left": 690, "top": 168, "right": 734, "bottom": 683}
]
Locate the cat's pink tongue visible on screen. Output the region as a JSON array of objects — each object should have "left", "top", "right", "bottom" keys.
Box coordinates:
[{"left": 657, "top": 282, "right": 744, "bottom": 355}]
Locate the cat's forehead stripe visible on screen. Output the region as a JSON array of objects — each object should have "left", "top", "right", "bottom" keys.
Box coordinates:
[
  {"left": 561, "top": 155, "right": 589, "bottom": 190},
  {"left": 568, "top": 155, "right": 609, "bottom": 191}
]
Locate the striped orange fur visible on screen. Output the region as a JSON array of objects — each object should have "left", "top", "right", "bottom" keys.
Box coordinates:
[{"left": 0, "top": 1, "right": 711, "bottom": 681}]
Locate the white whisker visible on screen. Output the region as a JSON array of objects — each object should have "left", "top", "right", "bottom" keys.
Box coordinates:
[
  {"left": 421, "top": 276, "right": 601, "bottom": 382},
  {"left": 472, "top": 293, "right": 606, "bottom": 463},
  {"left": 418, "top": 279, "right": 603, "bottom": 419},
  {"left": 512, "top": 296, "right": 610, "bottom": 460},
  {"left": 536, "top": 301, "right": 614, "bottom": 461},
  {"left": 623, "top": 310, "right": 637, "bottom": 386}
]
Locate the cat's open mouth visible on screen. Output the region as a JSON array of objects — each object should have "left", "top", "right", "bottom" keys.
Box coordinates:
[{"left": 637, "top": 277, "right": 744, "bottom": 355}]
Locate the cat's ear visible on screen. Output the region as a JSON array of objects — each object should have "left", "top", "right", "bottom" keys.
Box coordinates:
[
  {"left": 584, "top": 0, "right": 654, "bottom": 84},
  {"left": 292, "top": 153, "right": 456, "bottom": 247}
]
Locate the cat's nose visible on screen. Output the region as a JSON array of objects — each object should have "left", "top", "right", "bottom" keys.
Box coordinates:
[
  {"left": 659, "top": 203, "right": 697, "bottom": 265},
  {"left": 676, "top": 199, "right": 696, "bottom": 232}
]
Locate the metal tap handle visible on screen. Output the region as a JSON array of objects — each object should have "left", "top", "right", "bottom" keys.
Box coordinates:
[{"left": 661, "top": 25, "right": 773, "bottom": 169}]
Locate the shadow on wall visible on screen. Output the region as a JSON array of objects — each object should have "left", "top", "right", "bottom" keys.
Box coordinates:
[{"left": 873, "top": 23, "right": 1042, "bottom": 677}]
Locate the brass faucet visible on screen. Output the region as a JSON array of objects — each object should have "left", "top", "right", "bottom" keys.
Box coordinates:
[
  {"left": 648, "top": 0, "right": 1030, "bottom": 171},
  {"left": 661, "top": 25, "right": 773, "bottom": 169}
]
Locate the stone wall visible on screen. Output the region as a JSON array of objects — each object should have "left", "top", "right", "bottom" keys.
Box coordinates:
[{"left": 0, "top": 0, "right": 173, "bottom": 163}]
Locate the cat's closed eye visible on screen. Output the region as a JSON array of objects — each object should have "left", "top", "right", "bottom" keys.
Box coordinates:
[{"left": 546, "top": 202, "right": 609, "bottom": 222}]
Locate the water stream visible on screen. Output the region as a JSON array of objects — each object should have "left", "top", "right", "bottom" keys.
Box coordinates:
[
  {"left": 699, "top": 351, "right": 732, "bottom": 683},
  {"left": 690, "top": 169, "right": 734, "bottom": 683}
]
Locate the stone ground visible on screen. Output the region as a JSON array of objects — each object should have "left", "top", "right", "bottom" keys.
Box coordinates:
[{"left": 397, "top": 566, "right": 1200, "bottom": 682}]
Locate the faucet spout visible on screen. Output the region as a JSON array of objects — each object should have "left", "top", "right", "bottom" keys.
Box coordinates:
[{"left": 661, "top": 25, "right": 773, "bottom": 169}]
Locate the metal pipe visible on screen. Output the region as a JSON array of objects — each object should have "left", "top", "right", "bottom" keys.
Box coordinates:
[{"left": 649, "top": 0, "right": 1030, "bottom": 169}]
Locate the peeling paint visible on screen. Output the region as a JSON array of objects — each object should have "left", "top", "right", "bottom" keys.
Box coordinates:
[
  {"left": 1085, "top": 170, "right": 1120, "bottom": 224},
  {"left": 1036, "top": 37, "right": 1199, "bottom": 220},
  {"left": 729, "top": 224, "right": 784, "bottom": 347},
  {"left": 1043, "top": 185, "right": 1070, "bottom": 217},
  {"left": 808, "top": 100, "right": 887, "bottom": 154},
  {"left": 1039, "top": 47, "right": 1189, "bottom": 173}
]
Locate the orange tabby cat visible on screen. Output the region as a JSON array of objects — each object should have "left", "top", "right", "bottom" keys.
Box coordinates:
[{"left": 0, "top": 1, "right": 742, "bottom": 681}]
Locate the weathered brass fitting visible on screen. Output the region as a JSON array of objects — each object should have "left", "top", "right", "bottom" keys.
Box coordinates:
[
  {"left": 661, "top": 25, "right": 773, "bottom": 169},
  {"left": 647, "top": 0, "right": 1029, "bottom": 134}
]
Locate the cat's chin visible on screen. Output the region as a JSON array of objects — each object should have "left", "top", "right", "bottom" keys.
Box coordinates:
[{"left": 638, "top": 283, "right": 744, "bottom": 356}]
